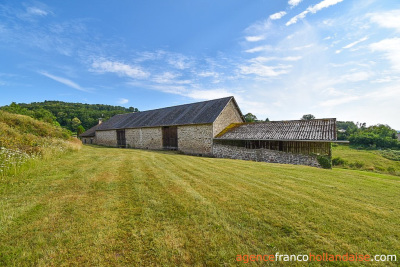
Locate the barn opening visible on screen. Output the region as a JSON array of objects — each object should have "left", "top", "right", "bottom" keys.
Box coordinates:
[
  {"left": 116, "top": 129, "right": 126, "bottom": 148},
  {"left": 162, "top": 126, "right": 178, "bottom": 150}
]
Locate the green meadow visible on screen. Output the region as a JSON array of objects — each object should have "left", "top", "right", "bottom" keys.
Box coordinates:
[{"left": 1, "top": 145, "right": 399, "bottom": 266}]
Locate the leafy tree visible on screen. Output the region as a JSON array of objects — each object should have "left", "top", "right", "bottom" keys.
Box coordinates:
[
  {"left": 337, "top": 121, "right": 358, "bottom": 140},
  {"left": 265, "top": 118, "right": 270, "bottom": 122},
  {"left": 77, "top": 125, "right": 85, "bottom": 135},
  {"left": 349, "top": 124, "right": 400, "bottom": 149},
  {"left": 71, "top": 117, "right": 82, "bottom": 131},
  {"left": 301, "top": 114, "right": 315, "bottom": 120},
  {"left": 244, "top": 113, "right": 258, "bottom": 122}
]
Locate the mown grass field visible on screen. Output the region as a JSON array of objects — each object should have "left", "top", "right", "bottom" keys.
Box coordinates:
[{"left": 1, "top": 145, "right": 399, "bottom": 266}]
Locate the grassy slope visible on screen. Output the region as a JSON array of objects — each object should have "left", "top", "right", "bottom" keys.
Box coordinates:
[
  {"left": 333, "top": 145, "right": 400, "bottom": 176},
  {"left": 0, "top": 146, "right": 399, "bottom": 265}
]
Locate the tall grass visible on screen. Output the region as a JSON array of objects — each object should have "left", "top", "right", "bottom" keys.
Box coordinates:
[{"left": 0, "top": 111, "right": 81, "bottom": 177}]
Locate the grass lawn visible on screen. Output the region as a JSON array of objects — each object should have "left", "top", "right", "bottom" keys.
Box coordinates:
[{"left": 1, "top": 145, "right": 399, "bottom": 266}]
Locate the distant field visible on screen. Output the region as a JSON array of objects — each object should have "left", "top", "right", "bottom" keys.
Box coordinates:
[
  {"left": 333, "top": 144, "right": 400, "bottom": 176},
  {"left": 1, "top": 146, "right": 399, "bottom": 265}
]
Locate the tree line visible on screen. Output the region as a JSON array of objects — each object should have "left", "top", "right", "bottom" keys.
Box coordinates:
[{"left": 0, "top": 101, "right": 138, "bottom": 133}]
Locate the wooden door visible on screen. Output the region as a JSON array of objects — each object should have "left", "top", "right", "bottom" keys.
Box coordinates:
[
  {"left": 162, "top": 126, "right": 178, "bottom": 149},
  {"left": 117, "top": 130, "right": 126, "bottom": 148}
]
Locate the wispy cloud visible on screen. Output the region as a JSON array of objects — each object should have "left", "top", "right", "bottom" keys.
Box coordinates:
[
  {"left": 245, "top": 45, "right": 273, "bottom": 53},
  {"left": 239, "top": 63, "right": 292, "bottom": 77},
  {"left": 26, "top": 7, "right": 48, "bottom": 16},
  {"left": 245, "top": 35, "right": 265, "bottom": 42},
  {"left": 39, "top": 71, "right": 90, "bottom": 92},
  {"left": 118, "top": 98, "right": 129, "bottom": 104},
  {"left": 288, "top": 0, "right": 303, "bottom": 8},
  {"left": 91, "top": 59, "right": 149, "bottom": 79},
  {"left": 368, "top": 10, "right": 400, "bottom": 32},
  {"left": 269, "top": 11, "right": 287, "bottom": 20},
  {"left": 286, "top": 0, "right": 344, "bottom": 26},
  {"left": 336, "top": 36, "right": 368, "bottom": 53},
  {"left": 370, "top": 38, "right": 400, "bottom": 71}
]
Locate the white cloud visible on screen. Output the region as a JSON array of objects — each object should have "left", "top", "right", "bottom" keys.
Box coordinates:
[
  {"left": 336, "top": 36, "right": 368, "bottom": 53},
  {"left": 39, "top": 71, "right": 89, "bottom": 92},
  {"left": 91, "top": 59, "right": 149, "bottom": 79},
  {"left": 118, "top": 98, "right": 129, "bottom": 104},
  {"left": 26, "top": 7, "right": 48, "bottom": 16},
  {"left": 166, "top": 54, "right": 191, "bottom": 70},
  {"left": 370, "top": 38, "right": 400, "bottom": 71},
  {"left": 319, "top": 96, "right": 360, "bottom": 107},
  {"left": 244, "top": 45, "right": 273, "bottom": 53},
  {"left": 245, "top": 35, "right": 265, "bottom": 42},
  {"left": 286, "top": 0, "right": 344, "bottom": 26},
  {"left": 288, "top": 0, "right": 303, "bottom": 8},
  {"left": 186, "top": 89, "right": 234, "bottom": 100},
  {"left": 269, "top": 11, "right": 287, "bottom": 20},
  {"left": 368, "top": 10, "right": 400, "bottom": 32},
  {"left": 342, "top": 36, "right": 368, "bottom": 49},
  {"left": 239, "top": 63, "right": 291, "bottom": 77},
  {"left": 250, "top": 56, "right": 302, "bottom": 63}
]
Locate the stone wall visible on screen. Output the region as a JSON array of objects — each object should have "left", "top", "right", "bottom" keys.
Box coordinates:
[
  {"left": 213, "top": 99, "right": 244, "bottom": 137},
  {"left": 213, "top": 144, "right": 321, "bottom": 167},
  {"left": 178, "top": 124, "right": 213, "bottom": 156},
  {"left": 81, "top": 137, "right": 95, "bottom": 145},
  {"left": 96, "top": 130, "right": 117, "bottom": 147},
  {"left": 125, "top": 127, "right": 163, "bottom": 150}
]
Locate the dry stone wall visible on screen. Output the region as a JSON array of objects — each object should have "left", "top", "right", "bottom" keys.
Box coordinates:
[
  {"left": 125, "top": 127, "right": 162, "bottom": 149},
  {"left": 213, "top": 144, "right": 321, "bottom": 167},
  {"left": 178, "top": 124, "right": 213, "bottom": 156}
]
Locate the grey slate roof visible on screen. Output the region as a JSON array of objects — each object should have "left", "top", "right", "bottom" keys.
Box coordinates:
[
  {"left": 96, "top": 96, "right": 241, "bottom": 130},
  {"left": 216, "top": 119, "right": 337, "bottom": 141},
  {"left": 79, "top": 123, "right": 102, "bottom": 137}
]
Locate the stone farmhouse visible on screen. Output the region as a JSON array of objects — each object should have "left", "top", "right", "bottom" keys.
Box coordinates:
[{"left": 80, "top": 96, "right": 338, "bottom": 167}]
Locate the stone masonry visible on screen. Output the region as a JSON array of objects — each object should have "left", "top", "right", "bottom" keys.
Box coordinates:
[
  {"left": 96, "top": 130, "right": 117, "bottom": 147},
  {"left": 213, "top": 100, "right": 244, "bottom": 137},
  {"left": 178, "top": 124, "right": 213, "bottom": 155},
  {"left": 213, "top": 144, "right": 321, "bottom": 167},
  {"left": 125, "top": 127, "right": 163, "bottom": 149}
]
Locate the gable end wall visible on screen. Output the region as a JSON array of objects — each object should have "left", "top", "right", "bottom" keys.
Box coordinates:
[{"left": 213, "top": 99, "right": 244, "bottom": 137}]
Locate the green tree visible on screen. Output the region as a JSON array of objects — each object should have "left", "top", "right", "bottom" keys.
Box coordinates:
[
  {"left": 77, "top": 125, "right": 85, "bottom": 135},
  {"left": 71, "top": 117, "right": 82, "bottom": 131},
  {"left": 244, "top": 113, "right": 258, "bottom": 122},
  {"left": 301, "top": 114, "right": 315, "bottom": 120},
  {"left": 265, "top": 118, "right": 270, "bottom": 122}
]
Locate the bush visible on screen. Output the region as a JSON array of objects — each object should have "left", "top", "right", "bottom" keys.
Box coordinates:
[
  {"left": 380, "top": 150, "right": 400, "bottom": 161},
  {"left": 317, "top": 155, "right": 332, "bottom": 169},
  {"left": 349, "top": 161, "right": 365, "bottom": 169},
  {"left": 332, "top": 157, "right": 347, "bottom": 166}
]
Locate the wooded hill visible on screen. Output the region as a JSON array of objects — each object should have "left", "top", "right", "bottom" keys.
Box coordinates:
[{"left": 0, "top": 101, "right": 138, "bottom": 132}]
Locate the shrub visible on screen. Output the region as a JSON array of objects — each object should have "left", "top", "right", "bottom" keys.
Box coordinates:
[
  {"left": 317, "top": 155, "right": 332, "bottom": 169},
  {"left": 387, "top": 167, "right": 396, "bottom": 174},
  {"left": 349, "top": 161, "right": 365, "bottom": 169},
  {"left": 332, "top": 157, "right": 347, "bottom": 166}
]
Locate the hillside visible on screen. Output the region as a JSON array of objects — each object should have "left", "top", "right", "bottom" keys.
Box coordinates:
[
  {"left": 333, "top": 145, "right": 400, "bottom": 176},
  {"left": 0, "top": 146, "right": 399, "bottom": 265},
  {"left": 0, "top": 111, "right": 80, "bottom": 176},
  {"left": 0, "top": 101, "right": 138, "bottom": 132}
]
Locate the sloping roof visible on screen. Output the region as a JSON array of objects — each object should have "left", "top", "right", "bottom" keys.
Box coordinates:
[
  {"left": 79, "top": 123, "right": 102, "bottom": 137},
  {"left": 215, "top": 119, "right": 337, "bottom": 141},
  {"left": 96, "top": 96, "right": 241, "bottom": 130}
]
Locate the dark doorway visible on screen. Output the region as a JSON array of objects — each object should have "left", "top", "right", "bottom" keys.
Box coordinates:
[
  {"left": 117, "top": 129, "right": 126, "bottom": 148},
  {"left": 162, "top": 126, "right": 178, "bottom": 149}
]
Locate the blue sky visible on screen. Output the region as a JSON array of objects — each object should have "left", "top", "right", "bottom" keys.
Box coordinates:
[{"left": 1, "top": 0, "right": 399, "bottom": 129}]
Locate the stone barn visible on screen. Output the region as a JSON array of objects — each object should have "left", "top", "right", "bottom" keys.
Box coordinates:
[
  {"left": 80, "top": 96, "right": 340, "bottom": 167},
  {"left": 213, "top": 119, "right": 337, "bottom": 168},
  {"left": 81, "top": 96, "right": 244, "bottom": 156}
]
